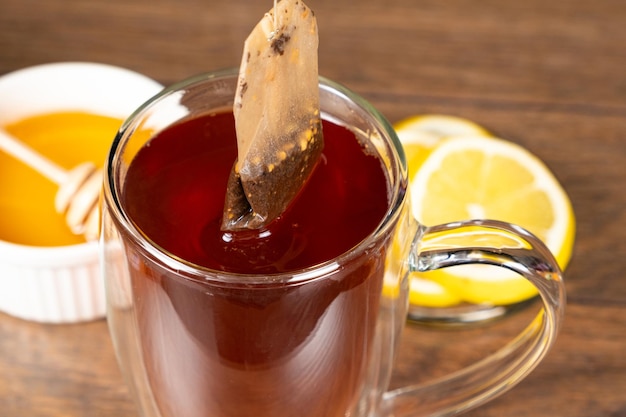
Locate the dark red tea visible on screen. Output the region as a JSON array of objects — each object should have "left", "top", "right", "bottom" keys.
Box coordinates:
[
  {"left": 121, "top": 110, "right": 392, "bottom": 417},
  {"left": 123, "top": 111, "right": 389, "bottom": 273}
]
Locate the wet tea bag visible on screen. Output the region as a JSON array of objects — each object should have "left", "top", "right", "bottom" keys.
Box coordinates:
[{"left": 222, "top": 0, "right": 324, "bottom": 230}]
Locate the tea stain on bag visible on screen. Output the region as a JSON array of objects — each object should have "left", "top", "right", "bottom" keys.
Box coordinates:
[{"left": 222, "top": 0, "right": 324, "bottom": 231}]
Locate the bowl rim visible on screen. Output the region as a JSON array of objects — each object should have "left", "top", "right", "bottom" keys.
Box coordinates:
[
  {"left": 0, "top": 61, "right": 164, "bottom": 257},
  {"left": 0, "top": 239, "right": 99, "bottom": 265}
]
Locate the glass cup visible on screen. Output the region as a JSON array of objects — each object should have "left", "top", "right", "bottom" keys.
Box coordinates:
[{"left": 101, "top": 69, "right": 566, "bottom": 417}]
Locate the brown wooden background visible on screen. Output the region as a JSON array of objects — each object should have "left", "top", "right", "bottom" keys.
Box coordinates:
[{"left": 1, "top": 0, "right": 625, "bottom": 416}]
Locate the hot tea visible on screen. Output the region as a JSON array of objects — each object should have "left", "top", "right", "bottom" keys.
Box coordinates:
[
  {"left": 104, "top": 70, "right": 566, "bottom": 417},
  {"left": 120, "top": 110, "right": 392, "bottom": 417}
]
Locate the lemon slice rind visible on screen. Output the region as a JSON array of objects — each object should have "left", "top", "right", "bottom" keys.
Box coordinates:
[{"left": 409, "top": 135, "right": 575, "bottom": 305}]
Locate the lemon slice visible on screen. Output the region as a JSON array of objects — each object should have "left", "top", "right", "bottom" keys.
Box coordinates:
[
  {"left": 408, "top": 276, "right": 462, "bottom": 308},
  {"left": 395, "top": 114, "right": 491, "bottom": 144},
  {"left": 394, "top": 115, "right": 493, "bottom": 307},
  {"left": 410, "top": 135, "right": 575, "bottom": 305},
  {"left": 395, "top": 114, "right": 492, "bottom": 171}
]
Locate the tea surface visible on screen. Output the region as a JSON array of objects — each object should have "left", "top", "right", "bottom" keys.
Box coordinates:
[{"left": 123, "top": 111, "right": 389, "bottom": 273}]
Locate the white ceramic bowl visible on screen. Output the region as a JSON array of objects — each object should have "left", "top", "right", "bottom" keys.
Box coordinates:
[{"left": 0, "top": 62, "right": 163, "bottom": 323}]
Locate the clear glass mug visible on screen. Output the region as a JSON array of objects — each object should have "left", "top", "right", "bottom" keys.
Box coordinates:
[{"left": 101, "top": 69, "right": 565, "bottom": 417}]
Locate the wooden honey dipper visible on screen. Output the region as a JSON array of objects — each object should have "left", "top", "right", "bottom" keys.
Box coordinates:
[{"left": 0, "top": 128, "right": 102, "bottom": 241}]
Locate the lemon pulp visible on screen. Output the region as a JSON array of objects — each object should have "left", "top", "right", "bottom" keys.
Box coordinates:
[{"left": 393, "top": 115, "right": 575, "bottom": 307}]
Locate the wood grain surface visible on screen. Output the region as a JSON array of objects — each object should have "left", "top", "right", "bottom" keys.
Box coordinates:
[{"left": 1, "top": 0, "right": 625, "bottom": 416}]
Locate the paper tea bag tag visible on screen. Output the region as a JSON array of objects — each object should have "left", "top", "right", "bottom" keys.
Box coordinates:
[{"left": 222, "top": 0, "right": 324, "bottom": 231}]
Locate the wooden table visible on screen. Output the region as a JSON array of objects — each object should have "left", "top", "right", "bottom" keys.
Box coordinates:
[{"left": 1, "top": 0, "right": 625, "bottom": 416}]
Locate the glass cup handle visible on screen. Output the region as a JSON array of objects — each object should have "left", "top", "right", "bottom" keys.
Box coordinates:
[{"left": 381, "top": 219, "right": 566, "bottom": 417}]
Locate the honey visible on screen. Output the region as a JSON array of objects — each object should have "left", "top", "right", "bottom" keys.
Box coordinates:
[{"left": 0, "top": 112, "right": 123, "bottom": 246}]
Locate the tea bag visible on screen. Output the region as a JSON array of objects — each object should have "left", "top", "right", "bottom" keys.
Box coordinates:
[{"left": 222, "top": 0, "right": 324, "bottom": 230}]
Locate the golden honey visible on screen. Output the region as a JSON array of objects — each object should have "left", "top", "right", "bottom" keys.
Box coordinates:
[{"left": 0, "top": 112, "right": 123, "bottom": 246}]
